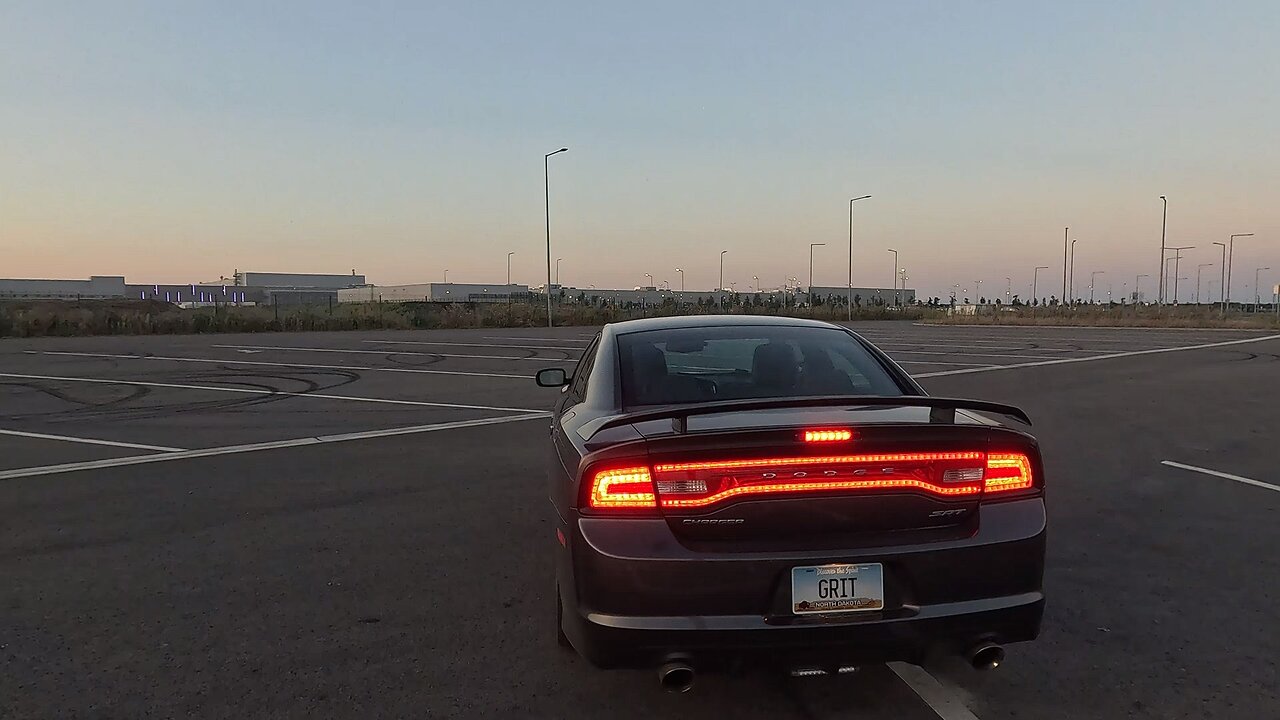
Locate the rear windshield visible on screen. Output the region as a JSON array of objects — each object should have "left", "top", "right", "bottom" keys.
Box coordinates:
[{"left": 616, "top": 326, "right": 904, "bottom": 408}]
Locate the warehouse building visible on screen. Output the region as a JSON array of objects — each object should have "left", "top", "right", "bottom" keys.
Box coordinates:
[
  {"left": 338, "top": 283, "right": 530, "bottom": 303},
  {"left": 2, "top": 270, "right": 369, "bottom": 306},
  {"left": 0, "top": 276, "right": 128, "bottom": 300}
]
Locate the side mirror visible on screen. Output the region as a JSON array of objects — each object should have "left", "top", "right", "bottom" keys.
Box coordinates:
[{"left": 535, "top": 368, "right": 570, "bottom": 387}]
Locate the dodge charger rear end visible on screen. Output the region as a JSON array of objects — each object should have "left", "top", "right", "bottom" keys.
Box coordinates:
[{"left": 538, "top": 317, "right": 1045, "bottom": 690}]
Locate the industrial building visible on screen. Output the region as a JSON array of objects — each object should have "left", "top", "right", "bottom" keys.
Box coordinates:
[
  {"left": 1, "top": 271, "right": 369, "bottom": 306},
  {"left": 337, "top": 283, "right": 530, "bottom": 303},
  {"left": 0, "top": 276, "right": 129, "bottom": 300}
]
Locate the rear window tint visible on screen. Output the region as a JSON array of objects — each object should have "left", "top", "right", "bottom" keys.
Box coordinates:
[{"left": 616, "top": 326, "right": 903, "bottom": 408}]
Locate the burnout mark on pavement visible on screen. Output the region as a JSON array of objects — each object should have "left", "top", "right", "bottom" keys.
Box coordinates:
[
  {"left": 0, "top": 372, "right": 540, "bottom": 413},
  {"left": 30, "top": 351, "right": 530, "bottom": 380},
  {"left": 0, "top": 413, "right": 551, "bottom": 481},
  {"left": 1161, "top": 460, "right": 1280, "bottom": 494},
  {"left": 212, "top": 344, "right": 567, "bottom": 362}
]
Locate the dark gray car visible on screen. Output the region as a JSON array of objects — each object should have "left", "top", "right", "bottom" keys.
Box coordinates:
[{"left": 537, "top": 316, "right": 1046, "bottom": 692}]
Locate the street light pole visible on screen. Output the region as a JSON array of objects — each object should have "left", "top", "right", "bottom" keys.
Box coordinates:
[
  {"left": 887, "top": 248, "right": 898, "bottom": 307},
  {"left": 1226, "top": 233, "right": 1253, "bottom": 310},
  {"left": 555, "top": 257, "right": 562, "bottom": 286},
  {"left": 1062, "top": 227, "right": 1069, "bottom": 303},
  {"left": 675, "top": 268, "right": 684, "bottom": 307},
  {"left": 1256, "top": 267, "right": 1271, "bottom": 308},
  {"left": 1166, "top": 245, "right": 1193, "bottom": 305},
  {"left": 1033, "top": 266, "right": 1049, "bottom": 306},
  {"left": 974, "top": 279, "right": 983, "bottom": 303},
  {"left": 1135, "top": 274, "right": 1149, "bottom": 303},
  {"left": 506, "top": 251, "right": 514, "bottom": 285},
  {"left": 1005, "top": 276, "right": 1012, "bottom": 304},
  {"left": 1090, "top": 271, "right": 1104, "bottom": 304},
  {"left": 808, "top": 242, "right": 825, "bottom": 304},
  {"left": 443, "top": 269, "right": 448, "bottom": 283},
  {"left": 544, "top": 147, "right": 568, "bottom": 327},
  {"left": 1158, "top": 196, "right": 1167, "bottom": 303},
  {"left": 1069, "top": 238, "right": 1078, "bottom": 304},
  {"left": 848, "top": 195, "right": 871, "bottom": 321},
  {"left": 1196, "top": 263, "right": 1213, "bottom": 304},
  {"left": 1212, "top": 241, "right": 1228, "bottom": 315},
  {"left": 719, "top": 250, "right": 727, "bottom": 310}
]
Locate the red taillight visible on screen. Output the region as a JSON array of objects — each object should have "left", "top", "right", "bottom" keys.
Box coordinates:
[
  {"left": 802, "top": 428, "right": 854, "bottom": 443},
  {"left": 583, "top": 450, "right": 1039, "bottom": 513},
  {"left": 586, "top": 465, "right": 656, "bottom": 510},
  {"left": 984, "top": 452, "right": 1036, "bottom": 494}
]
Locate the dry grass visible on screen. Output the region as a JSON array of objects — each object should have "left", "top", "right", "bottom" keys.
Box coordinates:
[
  {"left": 933, "top": 305, "right": 1280, "bottom": 329},
  {"left": 3, "top": 299, "right": 1273, "bottom": 338}
]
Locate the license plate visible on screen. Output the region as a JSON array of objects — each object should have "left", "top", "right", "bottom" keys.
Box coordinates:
[{"left": 791, "top": 563, "right": 884, "bottom": 614}]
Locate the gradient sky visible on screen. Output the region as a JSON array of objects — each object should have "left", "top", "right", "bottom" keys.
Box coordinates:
[{"left": 3, "top": 1, "right": 1278, "bottom": 300}]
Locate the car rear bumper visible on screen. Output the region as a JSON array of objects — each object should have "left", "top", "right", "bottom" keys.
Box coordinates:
[{"left": 557, "top": 498, "right": 1046, "bottom": 669}]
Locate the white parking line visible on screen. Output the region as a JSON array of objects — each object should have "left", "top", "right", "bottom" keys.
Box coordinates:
[
  {"left": 913, "top": 333, "right": 1280, "bottom": 378},
  {"left": 1161, "top": 460, "right": 1280, "bottom": 494},
  {"left": 0, "top": 413, "right": 551, "bottom": 481},
  {"left": 0, "top": 372, "right": 542, "bottom": 413},
  {"left": 0, "top": 428, "right": 185, "bottom": 453},
  {"left": 212, "top": 344, "right": 565, "bottom": 362},
  {"left": 29, "top": 351, "right": 530, "bottom": 380},
  {"left": 363, "top": 339, "right": 584, "bottom": 353},
  {"left": 483, "top": 336, "right": 590, "bottom": 344},
  {"left": 887, "top": 349, "right": 1066, "bottom": 360},
  {"left": 889, "top": 663, "right": 982, "bottom": 720},
  {"left": 894, "top": 360, "right": 998, "bottom": 368}
]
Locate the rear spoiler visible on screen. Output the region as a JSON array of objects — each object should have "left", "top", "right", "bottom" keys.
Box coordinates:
[{"left": 580, "top": 395, "right": 1031, "bottom": 440}]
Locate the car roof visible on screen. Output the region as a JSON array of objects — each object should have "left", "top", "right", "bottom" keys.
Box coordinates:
[{"left": 604, "top": 314, "right": 844, "bottom": 335}]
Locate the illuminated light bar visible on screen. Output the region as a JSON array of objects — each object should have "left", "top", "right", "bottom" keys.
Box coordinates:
[
  {"left": 984, "top": 452, "right": 1035, "bottom": 493},
  {"left": 802, "top": 428, "right": 854, "bottom": 443},
  {"left": 654, "top": 452, "right": 985, "bottom": 473},
  {"left": 658, "top": 476, "right": 981, "bottom": 508},
  {"left": 588, "top": 466, "right": 656, "bottom": 509}
]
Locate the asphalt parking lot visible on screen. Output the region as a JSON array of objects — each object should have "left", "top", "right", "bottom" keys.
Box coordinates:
[{"left": 2, "top": 321, "right": 1278, "bottom": 719}]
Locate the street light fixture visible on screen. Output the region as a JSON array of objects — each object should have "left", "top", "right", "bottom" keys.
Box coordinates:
[
  {"left": 1089, "top": 271, "right": 1104, "bottom": 304},
  {"left": 1226, "top": 233, "right": 1253, "bottom": 309},
  {"left": 848, "top": 195, "right": 872, "bottom": 321},
  {"left": 1196, "top": 263, "right": 1214, "bottom": 304},
  {"left": 544, "top": 147, "right": 568, "bottom": 327},
  {"left": 887, "top": 248, "right": 899, "bottom": 307}
]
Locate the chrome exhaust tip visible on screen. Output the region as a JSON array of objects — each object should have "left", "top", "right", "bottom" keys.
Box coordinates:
[
  {"left": 968, "top": 643, "right": 1005, "bottom": 671},
  {"left": 658, "top": 661, "right": 695, "bottom": 693}
]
